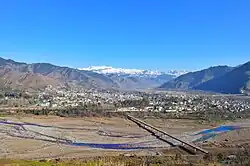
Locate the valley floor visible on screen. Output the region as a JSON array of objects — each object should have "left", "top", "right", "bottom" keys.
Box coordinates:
[{"left": 0, "top": 115, "right": 250, "bottom": 161}]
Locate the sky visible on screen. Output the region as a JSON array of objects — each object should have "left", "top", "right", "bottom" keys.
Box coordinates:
[{"left": 0, "top": 0, "right": 249, "bottom": 71}]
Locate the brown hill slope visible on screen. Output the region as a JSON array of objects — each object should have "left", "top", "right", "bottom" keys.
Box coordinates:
[
  {"left": 0, "top": 68, "right": 62, "bottom": 91},
  {"left": 0, "top": 57, "right": 118, "bottom": 91},
  {"left": 195, "top": 61, "right": 250, "bottom": 94}
]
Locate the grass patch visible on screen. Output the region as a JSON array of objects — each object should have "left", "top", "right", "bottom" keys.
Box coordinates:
[
  {"left": 0, "top": 156, "right": 221, "bottom": 166},
  {"left": 0, "top": 114, "right": 6, "bottom": 117}
]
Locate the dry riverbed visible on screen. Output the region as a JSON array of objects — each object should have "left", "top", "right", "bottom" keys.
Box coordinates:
[{"left": 0, "top": 115, "right": 249, "bottom": 159}]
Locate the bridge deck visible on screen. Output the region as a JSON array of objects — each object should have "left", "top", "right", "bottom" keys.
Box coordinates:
[{"left": 127, "top": 115, "right": 209, "bottom": 154}]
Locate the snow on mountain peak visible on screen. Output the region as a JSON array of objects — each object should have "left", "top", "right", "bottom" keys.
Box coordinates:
[
  {"left": 166, "top": 70, "right": 189, "bottom": 76},
  {"left": 79, "top": 66, "right": 146, "bottom": 74},
  {"left": 78, "top": 66, "right": 188, "bottom": 77}
]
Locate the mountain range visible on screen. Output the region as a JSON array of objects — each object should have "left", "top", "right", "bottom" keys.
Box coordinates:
[
  {"left": 194, "top": 62, "right": 250, "bottom": 94},
  {"left": 0, "top": 57, "right": 118, "bottom": 91},
  {"left": 0, "top": 57, "right": 179, "bottom": 91},
  {"left": 79, "top": 66, "right": 188, "bottom": 77},
  {"left": 0, "top": 57, "right": 249, "bottom": 95},
  {"left": 159, "top": 61, "right": 250, "bottom": 95},
  {"left": 159, "top": 66, "right": 233, "bottom": 90},
  {"left": 79, "top": 66, "right": 188, "bottom": 89}
]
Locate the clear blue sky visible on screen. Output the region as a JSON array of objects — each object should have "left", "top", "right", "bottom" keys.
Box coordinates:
[{"left": 0, "top": 0, "right": 249, "bottom": 71}]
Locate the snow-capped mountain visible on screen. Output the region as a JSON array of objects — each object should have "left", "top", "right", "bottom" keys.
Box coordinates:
[
  {"left": 78, "top": 66, "right": 189, "bottom": 90},
  {"left": 79, "top": 66, "right": 188, "bottom": 77},
  {"left": 165, "top": 70, "right": 190, "bottom": 77}
]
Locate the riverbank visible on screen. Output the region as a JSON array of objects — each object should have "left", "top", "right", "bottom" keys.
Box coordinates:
[{"left": 0, "top": 115, "right": 250, "bottom": 162}]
